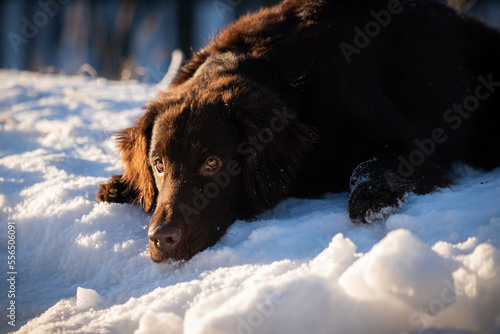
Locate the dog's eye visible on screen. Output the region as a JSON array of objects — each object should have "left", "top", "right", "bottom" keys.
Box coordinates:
[
  {"left": 207, "top": 158, "right": 219, "bottom": 169},
  {"left": 202, "top": 156, "right": 221, "bottom": 174},
  {"left": 154, "top": 158, "right": 164, "bottom": 174}
]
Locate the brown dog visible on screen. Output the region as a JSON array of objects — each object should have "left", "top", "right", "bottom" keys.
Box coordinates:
[{"left": 97, "top": 0, "right": 500, "bottom": 262}]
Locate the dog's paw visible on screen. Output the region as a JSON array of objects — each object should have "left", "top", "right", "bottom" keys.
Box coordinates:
[
  {"left": 348, "top": 180, "right": 407, "bottom": 224},
  {"left": 348, "top": 160, "right": 408, "bottom": 224},
  {"left": 96, "top": 175, "right": 129, "bottom": 204}
]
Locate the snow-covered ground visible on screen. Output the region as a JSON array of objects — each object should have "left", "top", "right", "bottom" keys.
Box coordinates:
[{"left": 0, "top": 69, "right": 499, "bottom": 334}]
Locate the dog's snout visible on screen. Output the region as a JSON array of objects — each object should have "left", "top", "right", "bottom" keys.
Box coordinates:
[{"left": 148, "top": 224, "right": 182, "bottom": 252}]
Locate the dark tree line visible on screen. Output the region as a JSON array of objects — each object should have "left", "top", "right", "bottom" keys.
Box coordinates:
[{"left": 0, "top": 0, "right": 497, "bottom": 80}]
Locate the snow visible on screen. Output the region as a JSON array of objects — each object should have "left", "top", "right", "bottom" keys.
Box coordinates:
[{"left": 1, "top": 69, "right": 500, "bottom": 334}]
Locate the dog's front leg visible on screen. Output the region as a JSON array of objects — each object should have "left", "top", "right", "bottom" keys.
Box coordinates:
[{"left": 348, "top": 156, "right": 451, "bottom": 224}]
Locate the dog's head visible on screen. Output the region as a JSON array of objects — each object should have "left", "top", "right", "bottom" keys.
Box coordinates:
[{"left": 119, "top": 74, "right": 315, "bottom": 261}]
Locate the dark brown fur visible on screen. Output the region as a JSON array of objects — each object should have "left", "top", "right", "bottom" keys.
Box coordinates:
[{"left": 97, "top": 0, "right": 500, "bottom": 261}]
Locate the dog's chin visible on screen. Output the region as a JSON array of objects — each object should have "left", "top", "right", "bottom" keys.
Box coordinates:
[
  {"left": 148, "top": 227, "right": 230, "bottom": 262},
  {"left": 148, "top": 238, "right": 215, "bottom": 263},
  {"left": 148, "top": 241, "right": 193, "bottom": 263}
]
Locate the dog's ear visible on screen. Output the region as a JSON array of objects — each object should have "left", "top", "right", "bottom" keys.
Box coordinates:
[
  {"left": 231, "top": 85, "right": 317, "bottom": 211},
  {"left": 116, "top": 104, "right": 160, "bottom": 212},
  {"left": 171, "top": 50, "right": 210, "bottom": 87}
]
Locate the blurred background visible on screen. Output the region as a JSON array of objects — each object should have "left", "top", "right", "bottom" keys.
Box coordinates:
[{"left": 1, "top": 0, "right": 499, "bottom": 83}]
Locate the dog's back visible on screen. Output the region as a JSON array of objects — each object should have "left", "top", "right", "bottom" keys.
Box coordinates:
[
  {"left": 175, "top": 0, "right": 500, "bottom": 219},
  {"left": 175, "top": 0, "right": 500, "bottom": 180}
]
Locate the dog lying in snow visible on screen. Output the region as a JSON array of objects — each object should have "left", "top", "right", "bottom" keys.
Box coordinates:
[{"left": 97, "top": 0, "right": 500, "bottom": 261}]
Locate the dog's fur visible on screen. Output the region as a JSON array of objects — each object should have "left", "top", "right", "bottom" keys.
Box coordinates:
[{"left": 97, "top": 0, "right": 500, "bottom": 262}]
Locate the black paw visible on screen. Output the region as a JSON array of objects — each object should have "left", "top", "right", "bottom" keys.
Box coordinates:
[
  {"left": 348, "top": 160, "right": 409, "bottom": 224},
  {"left": 348, "top": 179, "right": 407, "bottom": 224}
]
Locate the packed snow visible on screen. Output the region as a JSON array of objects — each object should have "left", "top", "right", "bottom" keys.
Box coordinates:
[{"left": 0, "top": 69, "right": 499, "bottom": 334}]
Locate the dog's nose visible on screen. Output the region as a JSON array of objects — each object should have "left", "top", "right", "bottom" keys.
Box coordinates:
[{"left": 148, "top": 224, "right": 182, "bottom": 252}]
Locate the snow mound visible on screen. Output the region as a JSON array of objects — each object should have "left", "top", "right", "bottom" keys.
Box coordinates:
[{"left": 0, "top": 70, "right": 499, "bottom": 334}]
